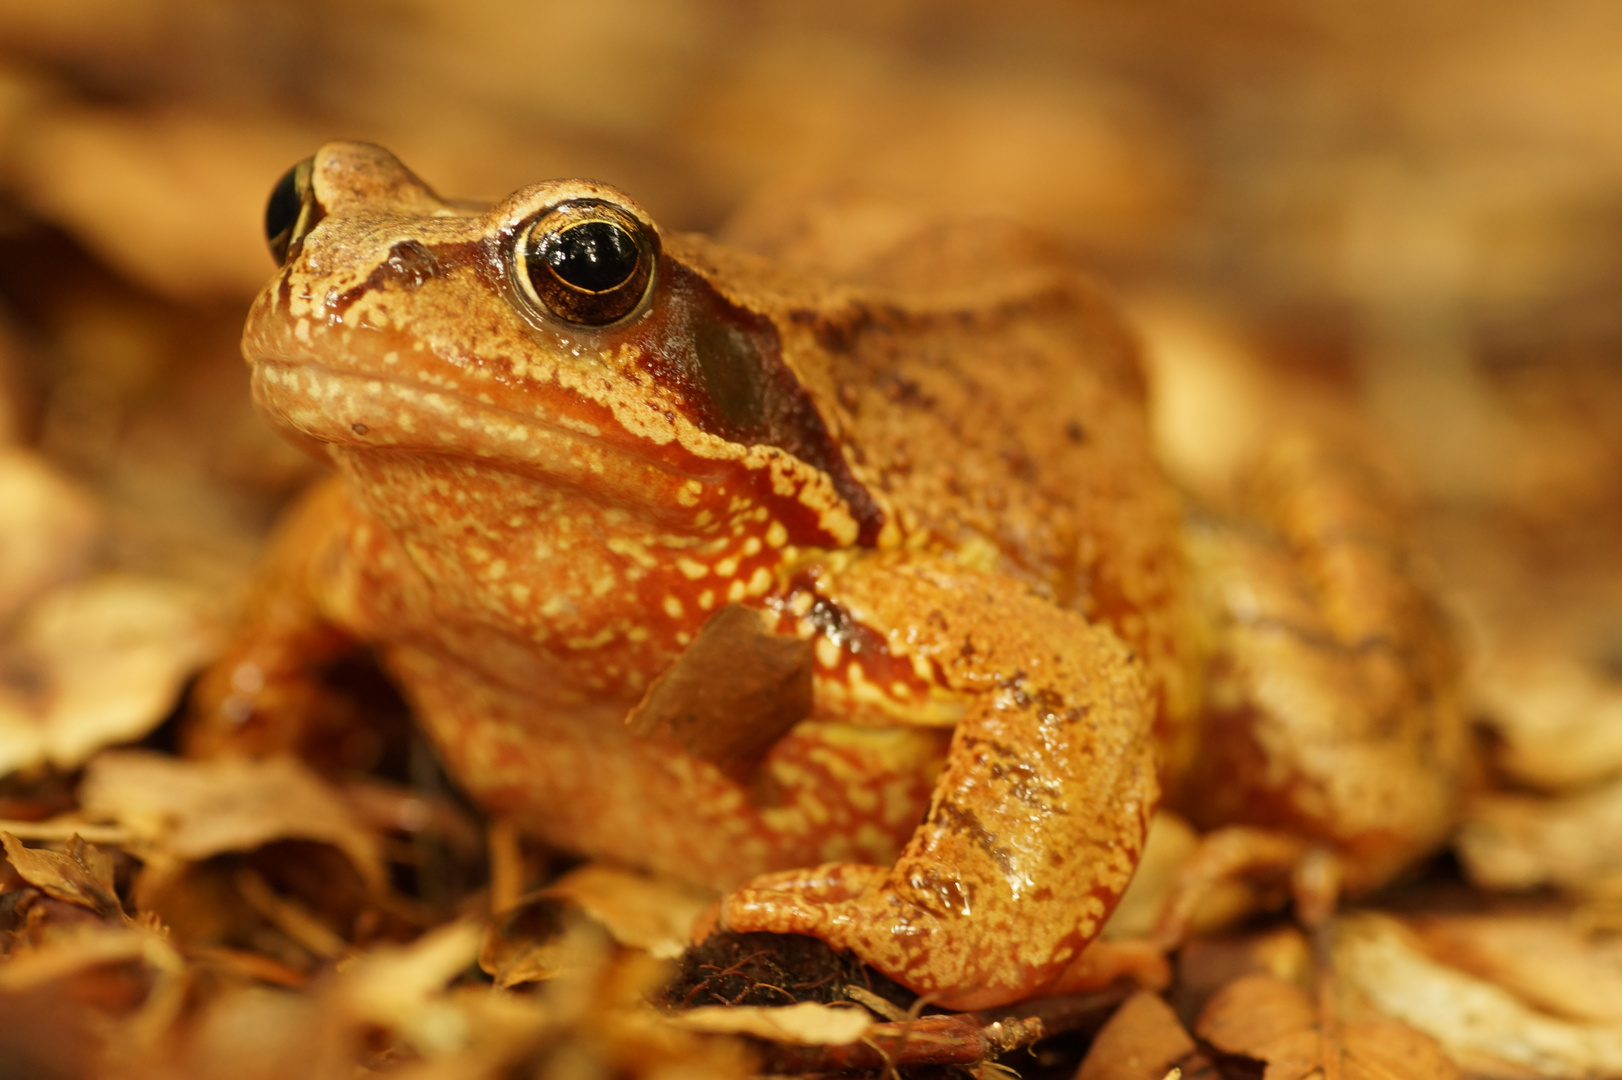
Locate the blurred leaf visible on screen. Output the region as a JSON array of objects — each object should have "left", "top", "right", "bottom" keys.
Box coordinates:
[
  {"left": 666, "top": 999, "right": 873, "bottom": 1045},
  {"left": 1198, "top": 970, "right": 1458, "bottom": 1080},
  {"left": 1077, "top": 990, "right": 1217, "bottom": 1080},
  {"left": 1458, "top": 776, "right": 1622, "bottom": 895},
  {"left": 0, "top": 448, "right": 100, "bottom": 628},
  {"left": 543, "top": 863, "right": 715, "bottom": 960},
  {"left": 478, "top": 895, "right": 568, "bottom": 989},
  {"left": 0, "top": 832, "right": 122, "bottom": 920},
  {"left": 9, "top": 106, "right": 325, "bottom": 301},
  {"left": 0, "top": 575, "right": 222, "bottom": 779},
  {"left": 79, "top": 750, "right": 385, "bottom": 892},
  {"left": 339, "top": 918, "right": 484, "bottom": 1055},
  {"left": 1408, "top": 914, "right": 1622, "bottom": 1026},
  {"left": 1336, "top": 912, "right": 1622, "bottom": 1080},
  {"left": 1473, "top": 654, "right": 1622, "bottom": 792}
]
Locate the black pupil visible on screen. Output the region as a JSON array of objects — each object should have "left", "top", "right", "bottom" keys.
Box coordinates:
[
  {"left": 264, "top": 163, "right": 304, "bottom": 244},
  {"left": 542, "top": 220, "right": 638, "bottom": 293}
]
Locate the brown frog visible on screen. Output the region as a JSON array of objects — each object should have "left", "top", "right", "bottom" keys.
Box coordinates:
[{"left": 190, "top": 143, "right": 1462, "bottom": 1008}]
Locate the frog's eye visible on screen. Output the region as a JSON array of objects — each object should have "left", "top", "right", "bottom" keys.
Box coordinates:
[
  {"left": 264, "top": 156, "right": 323, "bottom": 266},
  {"left": 514, "top": 201, "right": 656, "bottom": 326}
]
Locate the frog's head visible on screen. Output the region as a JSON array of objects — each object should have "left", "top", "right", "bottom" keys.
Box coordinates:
[{"left": 247, "top": 141, "right": 883, "bottom": 548}]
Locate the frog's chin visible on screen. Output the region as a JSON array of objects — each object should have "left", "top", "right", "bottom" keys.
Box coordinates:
[{"left": 251, "top": 357, "right": 729, "bottom": 512}]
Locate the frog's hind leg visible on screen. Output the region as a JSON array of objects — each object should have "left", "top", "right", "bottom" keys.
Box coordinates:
[
  {"left": 1170, "top": 435, "right": 1464, "bottom": 913},
  {"left": 720, "top": 555, "right": 1160, "bottom": 1010}
]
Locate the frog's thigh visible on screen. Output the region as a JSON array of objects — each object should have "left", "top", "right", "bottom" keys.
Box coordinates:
[
  {"left": 1179, "top": 441, "right": 1463, "bottom": 891},
  {"left": 723, "top": 557, "right": 1160, "bottom": 1010}
]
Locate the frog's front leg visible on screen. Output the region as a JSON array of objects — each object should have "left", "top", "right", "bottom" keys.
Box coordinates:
[
  {"left": 187, "top": 477, "right": 366, "bottom": 760},
  {"left": 187, "top": 476, "right": 416, "bottom": 768},
  {"left": 722, "top": 555, "right": 1159, "bottom": 1010}
]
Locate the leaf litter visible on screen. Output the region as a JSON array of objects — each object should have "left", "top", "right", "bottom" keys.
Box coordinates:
[
  {"left": 0, "top": 461, "right": 1618, "bottom": 1080},
  {"left": 1, "top": 6, "right": 1622, "bottom": 1076}
]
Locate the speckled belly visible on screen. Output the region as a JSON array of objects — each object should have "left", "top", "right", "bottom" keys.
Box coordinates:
[{"left": 385, "top": 644, "right": 951, "bottom": 887}]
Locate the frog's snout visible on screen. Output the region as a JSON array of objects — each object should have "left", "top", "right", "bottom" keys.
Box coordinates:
[{"left": 262, "top": 142, "right": 450, "bottom": 268}]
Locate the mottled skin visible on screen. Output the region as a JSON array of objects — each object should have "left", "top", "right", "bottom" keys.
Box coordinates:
[{"left": 191, "top": 143, "right": 1462, "bottom": 1008}]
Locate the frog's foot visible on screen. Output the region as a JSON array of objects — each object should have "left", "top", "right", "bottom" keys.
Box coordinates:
[
  {"left": 723, "top": 869, "right": 1174, "bottom": 998},
  {"left": 720, "top": 863, "right": 1059, "bottom": 1011},
  {"left": 1149, "top": 826, "right": 1344, "bottom": 949},
  {"left": 719, "top": 865, "right": 912, "bottom": 984},
  {"left": 722, "top": 861, "right": 1171, "bottom": 1009},
  {"left": 723, "top": 862, "right": 889, "bottom": 915}
]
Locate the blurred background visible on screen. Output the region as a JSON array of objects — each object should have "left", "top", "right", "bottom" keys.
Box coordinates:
[{"left": 0, "top": 0, "right": 1618, "bottom": 808}]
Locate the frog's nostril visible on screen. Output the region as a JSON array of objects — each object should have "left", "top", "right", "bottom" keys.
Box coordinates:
[{"left": 265, "top": 156, "right": 320, "bottom": 266}]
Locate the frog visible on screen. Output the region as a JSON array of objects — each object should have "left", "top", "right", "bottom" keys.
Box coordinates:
[{"left": 188, "top": 142, "right": 1464, "bottom": 1009}]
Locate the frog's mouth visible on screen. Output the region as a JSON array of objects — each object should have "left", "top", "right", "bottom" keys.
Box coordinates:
[{"left": 252, "top": 357, "right": 737, "bottom": 515}]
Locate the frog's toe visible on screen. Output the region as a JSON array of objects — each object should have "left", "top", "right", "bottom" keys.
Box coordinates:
[
  {"left": 720, "top": 866, "right": 1009, "bottom": 1008},
  {"left": 727, "top": 862, "right": 887, "bottom": 906},
  {"left": 719, "top": 862, "right": 887, "bottom": 940}
]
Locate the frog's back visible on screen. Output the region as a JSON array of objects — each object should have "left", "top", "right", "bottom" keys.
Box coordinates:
[{"left": 707, "top": 203, "right": 1199, "bottom": 756}]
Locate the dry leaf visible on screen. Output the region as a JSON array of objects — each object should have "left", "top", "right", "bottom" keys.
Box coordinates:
[
  {"left": 0, "top": 832, "right": 122, "bottom": 920},
  {"left": 665, "top": 999, "right": 874, "bottom": 1045},
  {"left": 0, "top": 922, "right": 178, "bottom": 992},
  {"left": 543, "top": 863, "right": 716, "bottom": 959},
  {"left": 0, "top": 575, "right": 222, "bottom": 778},
  {"left": 1174, "top": 924, "right": 1313, "bottom": 1023},
  {"left": 0, "top": 918, "right": 187, "bottom": 1044},
  {"left": 127, "top": 917, "right": 751, "bottom": 1080},
  {"left": 478, "top": 896, "right": 570, "bottom": 989},
  {"left": 1076, "top": 990, "right": 1213, "bottom": 1080},
  {"left": 1103, "top": 811, "right": 1263, "bottom": 944},
  {"left": 624, "top": 604, "right": 812, "bottom": 783},
  {"left": 0, "top": 982, "right": 101, "bottom": 1080},
  {"left": 9, "top": 105, "right": 326, "bottom": 300},
  {"left": 1132, "top": 292, "right": 1292, "bottom": 501},
  {"left": 1336, "top": 912, "right": 1622, "bottom": 1080},
  {"left": 1457, "top": 776, "right": 1622, "bottom": 895},
  {"left": 78, "top": 750, "right": 385, "bottom": 892},
  {"left": 339, "top": 918, "right": 485, "bottom": 1054},
  {"left": 1472, "top": 654, "right": 1622, "bottom": 792},
  {"left": 157, "top": 984, "right": 338, "bottom": 1080},
  {"left": 1198, "top": 971, "right": 1458, "bottom": 1080},
  {"left": 233, "top": 866, "right": 352, "bottom": 960},
  {"left": 481, "top": 862, "right": 716, "bottom": 991},
  {"left": 1410, "top": 914, "right": 1622, "bottom": 1026},
  {"left": 696, "top": 51, "right": 1184, "bottom": 260},
  {"left": 759, "top": 1010, "right": 1046, "bottom": 1071},
  {"left": 0, "top": 448, "right": 100, "bottom": 628}
]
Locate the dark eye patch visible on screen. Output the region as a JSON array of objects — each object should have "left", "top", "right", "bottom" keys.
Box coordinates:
[
  {"left": 691, "top": 317, "right": 767, "bottom": 432},
  {"left": 624, "top": 259, "right": 886, "bottom": 545}
]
